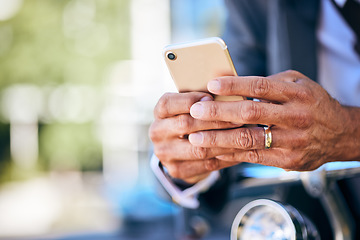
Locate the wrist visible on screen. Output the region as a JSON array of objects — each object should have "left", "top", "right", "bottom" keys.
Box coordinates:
[{"left": 335, "top": 106, "right": 360, "bottom": 161}]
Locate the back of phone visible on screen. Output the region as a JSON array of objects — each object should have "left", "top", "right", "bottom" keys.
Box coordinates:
[{"left": 163, "top": 37, "right": 244, "bottom": 101}]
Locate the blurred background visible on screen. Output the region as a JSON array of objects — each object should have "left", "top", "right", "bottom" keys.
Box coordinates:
[{"left": 0, "top": 0, "right": 226, "bottom": 239}]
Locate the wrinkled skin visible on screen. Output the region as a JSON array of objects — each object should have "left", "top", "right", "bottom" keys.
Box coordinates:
[
  {"left": 149, "top": 70, "right": 360, "bottom": 182},
  {"left": 149, "top": 92, "right": 240, "bottom": 183}
]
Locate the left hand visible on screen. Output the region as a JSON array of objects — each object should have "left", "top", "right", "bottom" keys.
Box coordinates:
[
  {"left": 149, "top": 92, "right": 240, "bottom": 183},
  {"left": 188, "top": 70, "right": 358, "bottom": 171}
]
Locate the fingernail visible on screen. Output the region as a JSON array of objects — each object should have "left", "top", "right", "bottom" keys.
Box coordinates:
[
  {"left": 208, "top": 80, "right": 221, "bottom": 93},
  {"left": 189, "top": 132, "right": 204, "bottom": 145},
  {"left": 200, "top": 96, "right": 212, "bottom": 102},
  {"left": 190, "top": 103, "right": 204, "bottom": 118}
]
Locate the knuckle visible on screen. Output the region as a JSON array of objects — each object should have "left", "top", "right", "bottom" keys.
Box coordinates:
[
  {"left": 228, "top": 78, "right": 237, "bottom": 94},
  {"left": 204, "top": 159, "right": 219, "bottom": 171},
  {"left": 250, "top": 77, "right": 270, "bottom": 97},
  {"left": 176, "top": 114, "right": 191, "bottom": 134},
  {"left": 148, "top": 121, "right": 161, "bottom": 142},
  {"left": 153, "top": 145, "right": 168, "bottom": 161},
  {"left": 192, "top": 146, "right": 208, "bottom": 159},
  {"left": 286, "top": 69, "right": 300, "bottom": 76},
  {"left": 293, "top": 111, "right": 313, "bottom": 129},
  {"left": 285, "top": 70, "right": 307, "bottom": 84},
  {"left": 208, "top": 132, "right": 217, "bottom": 147},
  {"left": 294, "top": 86, "right": 313, "bottom": 102},
  {"left": 246, "top": 150, "right": 261, "bottom": 164},
  {"left": 155, "top": 92, "right": 172, "bottom": 118},
  {"left": 208, "top": 103, "right": 219, "bottom": 119},
  {"left": 286, "top": 70, "right": 305, "bottom": 79},
  {"left": 235, "top": 128, "right": 254, "bottom": 149},
  {"left": 239, "top": 101, "right": 261, "bottom": 122}
]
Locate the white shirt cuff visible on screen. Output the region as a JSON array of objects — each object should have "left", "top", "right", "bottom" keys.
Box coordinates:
[{"left": 150, "top": 154, "right": 220, "bottom": 209}]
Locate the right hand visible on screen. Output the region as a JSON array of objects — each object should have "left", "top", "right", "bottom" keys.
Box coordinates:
[{"left": 149, "top": 92, "right": 240, "bottom": 183}]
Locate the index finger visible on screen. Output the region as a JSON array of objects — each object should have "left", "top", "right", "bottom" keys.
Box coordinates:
[
  {"left": 190, "top": 100, "right": 295, "bottom": 126},
  {"left": 154, "top": 92, "right": 213, "bottom": 119},
  {"left": 208, "top": 75, "right": 301, "bottom": 103}
]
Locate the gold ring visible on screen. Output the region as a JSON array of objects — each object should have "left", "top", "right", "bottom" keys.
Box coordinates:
[{"left": 264, "top": 126, "right": 272, "bottom": 149}]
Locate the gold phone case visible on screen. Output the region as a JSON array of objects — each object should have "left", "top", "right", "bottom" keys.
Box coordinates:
[{"left": 163, "top": 37, "right": 244, "bottom": 101}]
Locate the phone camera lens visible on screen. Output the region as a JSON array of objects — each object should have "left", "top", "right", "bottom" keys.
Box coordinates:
[{"left": 167, "top": 52, "right": 176, "bottom": 61}]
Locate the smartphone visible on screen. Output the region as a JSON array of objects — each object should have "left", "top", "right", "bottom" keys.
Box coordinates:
[{"left": 163, "top": 37, "right": 244, "bottom": 101}]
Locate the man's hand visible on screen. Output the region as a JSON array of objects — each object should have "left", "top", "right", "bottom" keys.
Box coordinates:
[
  {"left": 188, "top": 70, "right": 360, "bottom": 171},
  {"left": 149, "top": 92, "right": 240, "bottom": 183}
]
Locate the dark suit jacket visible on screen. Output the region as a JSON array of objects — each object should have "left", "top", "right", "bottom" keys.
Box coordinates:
[{"left": 223, "top": 0, "right": 320, "bottom": 81}]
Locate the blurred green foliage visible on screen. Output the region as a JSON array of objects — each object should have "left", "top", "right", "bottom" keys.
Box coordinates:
[
  {"left": 0, "top": 0, "right": 130, "bottom": 87},
  {"left": 39, "top": 123, "right": 102, "bottom": 171},
  {"left": 0, "top": 0, "right": 131, "bottom": 178}
]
